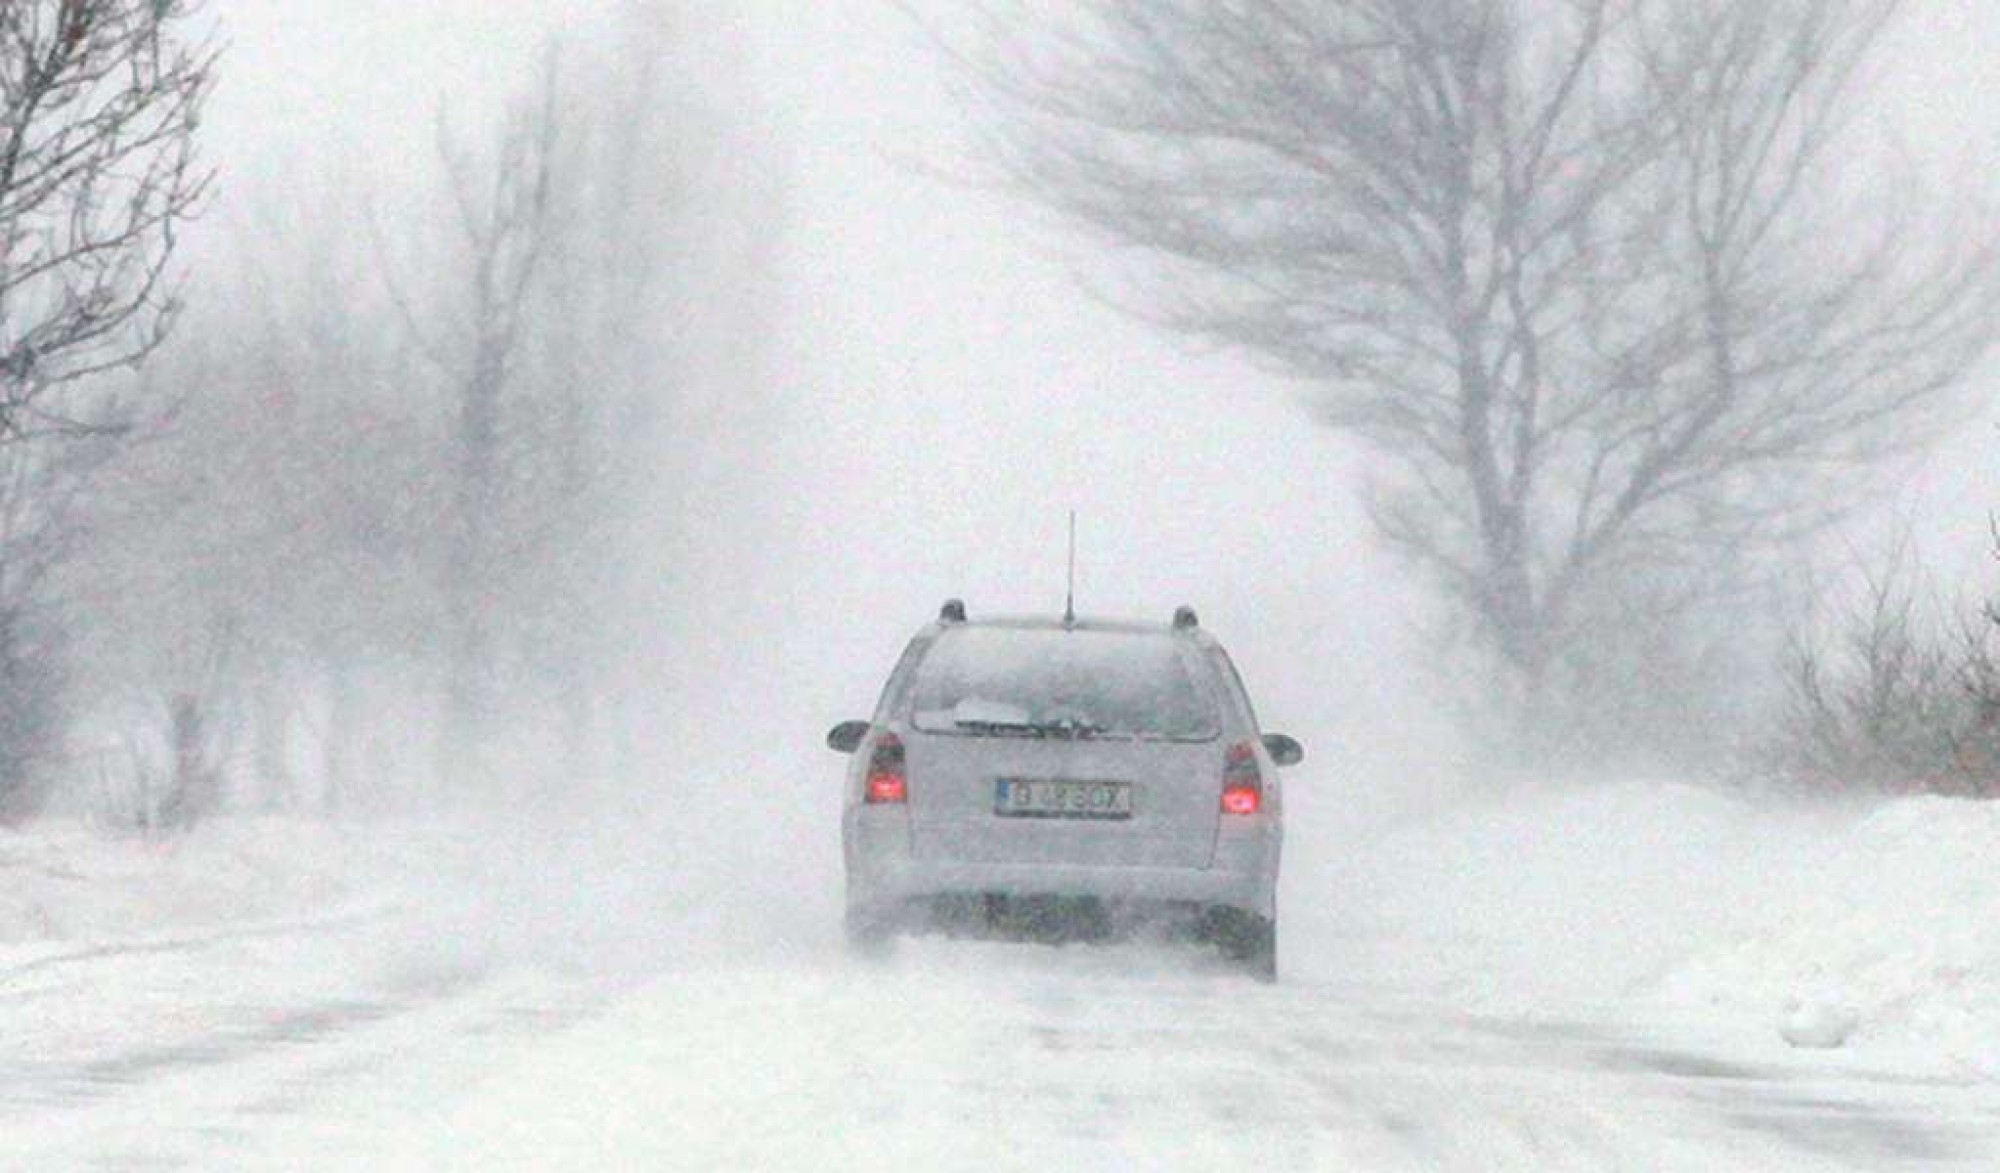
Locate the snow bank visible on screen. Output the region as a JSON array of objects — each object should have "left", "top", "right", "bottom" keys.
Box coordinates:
[
  {"left": 1653, "top": 797, "right": 2000, "bottom": 1077},
  {"left": 1302, "top": 781, "right": 2000, "bottom": 1079},
  {"left": 0, "top": 818, "right": 367, "bottom": 959}
]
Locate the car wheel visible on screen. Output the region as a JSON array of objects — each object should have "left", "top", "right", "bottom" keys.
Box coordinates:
[
  {"left": 844, "top": 905, "right": 896, "bottom": 960},
  {"left": 1204, "top": 907, "right": 1277, "bottom": 983},
  {"left": 1239, "top": 917, "right": 1277, "bottom": 983}
]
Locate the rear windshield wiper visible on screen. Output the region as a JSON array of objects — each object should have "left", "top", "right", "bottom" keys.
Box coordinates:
[
  {"left": 953, "top": 717, "right": 1048, "bottom": 737},
  {"left": 952, "top": 716, "right": 1111, "bottom": 739}
]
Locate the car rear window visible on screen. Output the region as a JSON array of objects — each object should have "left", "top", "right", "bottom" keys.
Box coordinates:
[{"left": 909, "top": 627, "right": 1220, "bottom": 741}]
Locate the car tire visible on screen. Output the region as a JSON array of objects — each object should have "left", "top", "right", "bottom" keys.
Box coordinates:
[
  {"left": 844, "top": 905, "right": 896, "bottom": 960},
  {"left": 1240, "top": 917, "right": 1277, "bottom": 983},
  {"left": 1205, "top": 907, "right": 1277, "bottom": 983}
]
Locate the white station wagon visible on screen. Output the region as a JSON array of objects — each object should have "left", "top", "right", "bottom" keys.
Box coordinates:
[{"left": 829, "top": 602, "right": 1302, "bottom": 979}]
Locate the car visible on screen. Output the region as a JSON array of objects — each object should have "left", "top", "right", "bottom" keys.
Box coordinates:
[{"left": 827, "top": 600, "right": 1302, "bottom": 980}]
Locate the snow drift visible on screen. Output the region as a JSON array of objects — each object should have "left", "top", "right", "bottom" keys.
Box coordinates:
[{"left": 1306, "top": 781, "right": 2000, "bottom": 1079}]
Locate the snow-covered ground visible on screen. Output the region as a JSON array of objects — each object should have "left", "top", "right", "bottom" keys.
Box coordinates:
[
  {"left": 0, "top": 819, "right": 372, "bottom": 962},
  {"left": 1652, "top": 797, "right": 2000, "bottom": 1076},
  {"left": 1302, "top": 782, "right": 2000, "bottom": 1079},
  {"left": 4, "top": 780, "right": 1998, "bottom": 1170},
  {"left": 307, "top": 947, "right": 1994, "bottom": 1173}
]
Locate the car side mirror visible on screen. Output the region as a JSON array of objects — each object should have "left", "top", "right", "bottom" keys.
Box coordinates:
[
  {"left": 1262, "top": 733, "right": 1303, "bottom": 768},
  {"left": 827, "top": 720, "right": 871, "bottom": 754}
]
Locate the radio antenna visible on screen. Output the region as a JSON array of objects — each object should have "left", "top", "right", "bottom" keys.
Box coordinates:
[{"left": 1063, "top": 509, "right": 1077, "bottom": 628}]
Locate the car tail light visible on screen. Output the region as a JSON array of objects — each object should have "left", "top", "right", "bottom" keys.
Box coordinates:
[
  {"left": 1221, "top": 741, "right": 1262, "bottom": 816},
  {"left": 865, "top": 732, "right": 907, "bottom": 805}
]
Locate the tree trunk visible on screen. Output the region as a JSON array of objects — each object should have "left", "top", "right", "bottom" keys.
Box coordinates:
[
  {"left": 253, "top": 678, "right": 292, "bottom": 811},
  {"left": 441, "top": 348, "right": 504, "bottom": 799},
  {"left": 167, "top": 692, "right": 212, "bottom": 827}
]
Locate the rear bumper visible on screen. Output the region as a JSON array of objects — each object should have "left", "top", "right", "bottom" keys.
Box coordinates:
[{"left": 844, "top": 811, "right": 1278, "bottom": 919}]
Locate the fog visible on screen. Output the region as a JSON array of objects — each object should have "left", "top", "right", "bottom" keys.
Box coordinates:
[
  {"left": 188, "top": 6, "right": 2000, "bottom": 704},
  {"left": 203, "top": 3, "right": 1446, "bottom": 886},
  {"left": 11, "top": 3, "right": 2000, "bottom": 1166},
  {"left": 157, "top": 0, "right": 2000, "bottom": 941}
]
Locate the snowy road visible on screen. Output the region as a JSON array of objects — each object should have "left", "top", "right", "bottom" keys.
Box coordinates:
[
  {"left": 370, "top": 944, "right": 2000, "bottom": 1173},
  {"left": 8, "top": 920, "right": 1999, "bottom": 1172},
  {"left": 1, "top": 909, "right": 623, "bottom": 1171}
]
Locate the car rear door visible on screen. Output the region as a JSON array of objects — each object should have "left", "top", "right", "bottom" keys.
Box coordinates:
[
  {"left": 896, "top": 626, "right": 1226, "bottom": 869},
  {"left": 904, "top": 731, "right": 1222, "bottom": 868}
]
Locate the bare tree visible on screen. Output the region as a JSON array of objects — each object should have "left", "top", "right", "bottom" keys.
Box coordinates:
[
  {"left": 375, "top": 61, "right": 560, "bottom": 797},
  {"left": 946, "top": 0, "right": 1999, "bottom": 755},
  {"left": 512, "top": 2, "right": 739, "bottom": 787},
  {"left": 381, "top": 19, "right": 720, "bottom": 800},
  {"left": 1779, "top": 543, "right": 2000, "bottom": 797},
  {"left": 0, "top": 0, "right": 213, "bottom": 438},
  {"left": 440, "top": 86, "right": 557, "bottom": 798},
  {"left": 47, "top": 4, "right": 727, "bottom": 818},
  {"left": 0, "top": 0, "right": 211, "bottom": 817}
]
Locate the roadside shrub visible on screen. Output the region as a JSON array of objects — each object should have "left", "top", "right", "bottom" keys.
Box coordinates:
[{"left": 1776, "top": 560, "right": 2000, "bottom": 798}]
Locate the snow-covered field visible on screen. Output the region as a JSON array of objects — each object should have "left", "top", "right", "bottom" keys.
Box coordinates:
[{"left": 5, "top": 780, "right": 1998, "bottom": 1170}]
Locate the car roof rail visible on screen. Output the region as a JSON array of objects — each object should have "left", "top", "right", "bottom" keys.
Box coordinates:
[
  {"left": 1172, "top": 605, "right": 1200, "bottom": 631},
  {"left": 939, "top": 598, "right": 968, "bottom": 623}
]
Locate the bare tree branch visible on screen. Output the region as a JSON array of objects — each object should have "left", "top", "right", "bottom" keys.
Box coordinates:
[
  {"left": 946, "top": 0, "right": 2000, "bottom": 752},
  {"left": 0, "top": 1, "right": 215, "bottom": 442}
]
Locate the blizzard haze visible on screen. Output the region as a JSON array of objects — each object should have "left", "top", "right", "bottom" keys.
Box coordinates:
[{"left": 7, "top": 2, "right": 2000, "bottom": 1170}]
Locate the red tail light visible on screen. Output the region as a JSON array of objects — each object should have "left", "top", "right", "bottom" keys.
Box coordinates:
[
  {"left": 1221, "top": 741, "right": 1262, "bottom": 816},
  {"left": 865, "top": 732, "right": 907, "bottom": 805}
]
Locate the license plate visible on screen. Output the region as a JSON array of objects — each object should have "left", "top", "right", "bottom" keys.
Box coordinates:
[{"left": 994, "top": 779, "right": 1133, "bottom": 820}]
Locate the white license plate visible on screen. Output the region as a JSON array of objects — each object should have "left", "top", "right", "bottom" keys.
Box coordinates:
[{"left": 994, "top": 779, "right": 1133, "bottom": 820}]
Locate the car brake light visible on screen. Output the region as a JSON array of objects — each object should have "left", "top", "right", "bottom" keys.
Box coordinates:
[
  {"left": 1221, "top": 741, "right": 1261, "bottom": 816},
  {"left": 865, "top": 732, "right": 907, "bottom": 805}
]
